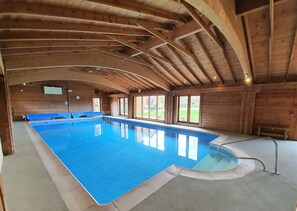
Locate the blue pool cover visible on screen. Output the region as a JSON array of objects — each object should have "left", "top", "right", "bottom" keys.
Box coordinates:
[{"left": 31, "top": 117, "right": 219, "bottom": 204}]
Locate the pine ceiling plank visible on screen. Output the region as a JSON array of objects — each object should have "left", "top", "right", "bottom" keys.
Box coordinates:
[
  {"left": 167, "top": 45, "right": 202, "bottom": 85},
  {"left": 86, "top": 0, "right": 184, "bottom": 22},
  {"left": 194, "top": 33, "right": 223, "bottom": 83},
  {"left": 0, "top": 2, "right": 168, "bottom": 31},
  {"left": 107, "top": 35, "right": 171, "bottom": 64},
  {"left": 179, "top": 39, "right": 212, "bottom": 84},
  {"left": 268, "top": 0, "right": 274, "bottom": 78}
]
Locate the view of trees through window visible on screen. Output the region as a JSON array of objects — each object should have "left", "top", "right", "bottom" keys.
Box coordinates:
[
  {"left": 119, "top": 97, "right": 128, "bottom": 116},
  {"left": 178, "top": 95, "right": 200, "bottom": 123},
  {"left": 135, "top": 95, "right": 165, "bottom": 121}
]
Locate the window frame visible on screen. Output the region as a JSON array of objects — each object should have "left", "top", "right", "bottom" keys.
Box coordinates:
[
  {"left": 177, "top": 95, "right": 201, "bottom": 125},
  {"left": 134, "top": 95, "right": 166, "bottom": 122},
  {"left": 119, "top": 97, "right": 128, "bottom": 116}
]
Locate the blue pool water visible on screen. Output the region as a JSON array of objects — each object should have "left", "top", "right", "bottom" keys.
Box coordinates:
[{"left": 31, "top": 118, "right": 222, "bottom": 204}]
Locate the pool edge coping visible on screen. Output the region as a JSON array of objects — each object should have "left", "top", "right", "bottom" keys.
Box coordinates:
[{"left": 23, "top": 118, "right": 256, "bottom": 211}]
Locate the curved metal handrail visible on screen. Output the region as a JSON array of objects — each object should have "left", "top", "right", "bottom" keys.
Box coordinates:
[{"left": 217, "top": 137, "right": 279, "bottom": 175}]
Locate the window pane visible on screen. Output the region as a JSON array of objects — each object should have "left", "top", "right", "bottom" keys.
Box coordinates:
[
  {"left": 179, "top": 96, "right": 188, "bottom": 122},
  {"left": 93, "top": 98, "right": 101, "bottom": 112},
  {"left": 124, "top": 98, "right": 128, "bottom": 116},
  {"left": 136, "top": 96, "right": 142, "bottom": 118},
  {"left": 143, "top": 96, "right": 149, "bottom": 118},
  {"left": 149, "top": 96, "right": 157, "bottom": 119},
  {"left": 190, "top": 96, "right": 200, "bottom": 123},
  {"left": 157, "top": 95, "right": 165, "bottom": 120},
  {"left": 120, "top": 98, "right": 124, "bottom": 115}
]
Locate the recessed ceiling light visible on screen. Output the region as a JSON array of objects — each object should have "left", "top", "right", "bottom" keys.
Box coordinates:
[
  {"left": 20, "top": 89, "right": 23, "bottom": 92},
  {"left": 213, "top": 76, "right": 217, "bottom": 80},
  {"left": 23, "top": 83, "right": 26, "bottom": 85}
]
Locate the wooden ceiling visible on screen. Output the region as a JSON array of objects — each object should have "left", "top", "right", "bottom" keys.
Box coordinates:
[{"left": 1, "top": 0, "right": 296, "bottom": 93}]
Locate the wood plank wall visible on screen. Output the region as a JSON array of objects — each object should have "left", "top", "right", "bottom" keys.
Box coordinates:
[
  {"left": 254, "top": 89, "right": 297, "bottom": 139},
  {"left": 10, "top": 81, "right": 110, "bottom": 120},
  {"left": 200, "top": 93, "right": 243, "bottom": 132}
]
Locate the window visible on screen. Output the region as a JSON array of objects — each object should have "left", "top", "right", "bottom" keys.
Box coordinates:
[
  {"left": 134, "top": 95, "right": 165, "bottom": 121},
  {"left": 178, "top": 95, "right": 200, "bottom": 123},
  {"left": 93, "top": 98, "right": 101, "bottom": 112},
  {"left": 119, "top": 97, "right": 128, "bottom": 116}
]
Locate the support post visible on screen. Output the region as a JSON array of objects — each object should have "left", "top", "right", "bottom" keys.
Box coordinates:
[{"left": 0, "top": 75, "right": 15, "bottom": 155}]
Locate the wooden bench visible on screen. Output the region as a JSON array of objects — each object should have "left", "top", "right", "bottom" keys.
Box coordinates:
[{"left": 256, "top": 125, "right": 289, "bottom": 140}]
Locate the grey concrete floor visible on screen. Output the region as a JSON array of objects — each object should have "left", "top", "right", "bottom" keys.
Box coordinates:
[
  {"left": 2, "top": 122, "right": 68, "bottom": 211},
  {"left": 2, "top": 122, "right": 297, "bottom": 211},
  {"left": 133, "top": 140, "right": 297, "bottom": 211}
]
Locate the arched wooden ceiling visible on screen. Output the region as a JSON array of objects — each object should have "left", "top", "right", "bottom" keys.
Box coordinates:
[{"left": 1, "top": 0, "right": 296, "bottom": 93}]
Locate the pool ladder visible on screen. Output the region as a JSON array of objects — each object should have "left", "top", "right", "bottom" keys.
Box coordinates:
[{"left": 217, "top": 137, "right": 279, "bottom": 175}]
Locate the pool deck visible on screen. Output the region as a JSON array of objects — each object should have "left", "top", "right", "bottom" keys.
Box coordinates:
[{"left": 2, "top": 120, "right": 297, "bottom": 211}]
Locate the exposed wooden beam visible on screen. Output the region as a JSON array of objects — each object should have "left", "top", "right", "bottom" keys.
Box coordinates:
[
  {"left": 150, "top": 57, "right": 185, "bottom": 86},
  {"left": 134, "top": 20, "right": 193, "bottom": 57},
  {"left": 155, "top": 48, "right": 194, "bottom": 86},
  {"left": 243, "top": 15, "right": 256, "bottom": 80},
  {"left": 0, "top": 2, "right": 169, "bottom": 31},
  {"left": 128, "top": 20, "right": 203, "bottom": 57},
  {"left": 107, "top": 35, "right": 171, "bottom": 64},
  {"left": 0, "top": 51, "right": 4, "bottom": 75},
  {"left": 1, "top": 47, "right": 123, "bottom": 56},
  {"left": 179, "top": 39, "right": 212, "bottom": 84},
  {"left": 89, "top": 48, "right": 153, "bottom": 68},
  {"left": 0, "top": 30, "right": 143, "bottom": 42},
  {"left": 0, "top": 18, "right": 151, "bottom": 37},
  {"left": 235, "top": 0, "right": 288, "bottom": 16},
  {"left": 7, "top": 69, "right": 130, "bottom": 93},
  {"left": 268, "top": 0, "right": 274, "bottom": 79},
  {"left": 0, "top": 40, "right": 121, "bottom": 49},
  {"left": 86, "top": 0, "right": 184, "bottom": 22},
  {"left": 213, "top": 28, "right": 236, "bottom": 83},
  {"left": 167, "top": 45, "right": 202, "bottom": 85},
  {"left": 136, "top": 55, "right": 177, "bottom": 87},
  {"left": 182, "top": 1, "right": 223, "bottom": 50},
  {"left": 3, "top": 51, "right": 170, "bottom": 91},
  {"left": 287, "top": 29, "right": 297, "bottom": 78},
  {"left": 186, "top": 0, "right": 252, "bottom": 80},
  {"left": 194, "top": 34, "right": 223, "bottom": 83}
]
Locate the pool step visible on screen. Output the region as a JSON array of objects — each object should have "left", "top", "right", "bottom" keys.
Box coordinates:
[{"left": 193, "top": 153, "right": 238, "bottom": 171}]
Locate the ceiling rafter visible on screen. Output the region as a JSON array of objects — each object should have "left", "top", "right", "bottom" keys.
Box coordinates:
[
  {"left": 107, "top": 35, "right": 171, "bottom": 64},
  {"left": 0, "top": 18, "right": 151, "bottom": 37},
  {"left": 182, "top": 1, "right": 224, "bottom": 50},
  {"left": 89, "top": 47, "right": 153, "bottom": 68},
  {"left": 0, "top": 2, "right": 170, "bottom": 31},
  {"left": 155, "top": 48, "right": 191, "bottom": 85},
  {"left": 194, "top": 33, "right": 223, "bottom": 83},
  {"left": 150, "top": 56, "right": 185, "bottom": 86},
  {"left": 0, "top": 30, "right": 143, "bottom": 42},
  {"left": 167, "top": 45, "right": 202, "bottom": 85},
  {"left": 128, "top": 20, "right": 203, "bottom": 57},
  {"left": 136, "top": 55, "right": 177, "bottom": 87},
  {"left": 86, "top": 0, "right": 185, "bottom": 22},
  {"left": 134, "top": 20, "right": 193, "bottom": 57},
  {"left": 7, "top": 68, "right": 130, "bottom": 93},
  {"left": 156, "top": 47, "right": 194, "bottom": 86},
  {"left": 287, "top": 29, "right": 297, "bottom": 78},
  {"left": 0, "top": 40, "right": 122, "bottom": 50},
  {"left": 243, "top": 15, "right": 256, "bottom": 80},
  {"left": 213, "top": 28, "right": 236, "bottom": 83},
  {"left": 179, "top": 39, "right": 212, "bottom": 84}
]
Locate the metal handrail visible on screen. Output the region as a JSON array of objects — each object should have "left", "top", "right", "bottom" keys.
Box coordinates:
[{"left": 217, "top": 137, "right": 279, "bottom": 175}]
